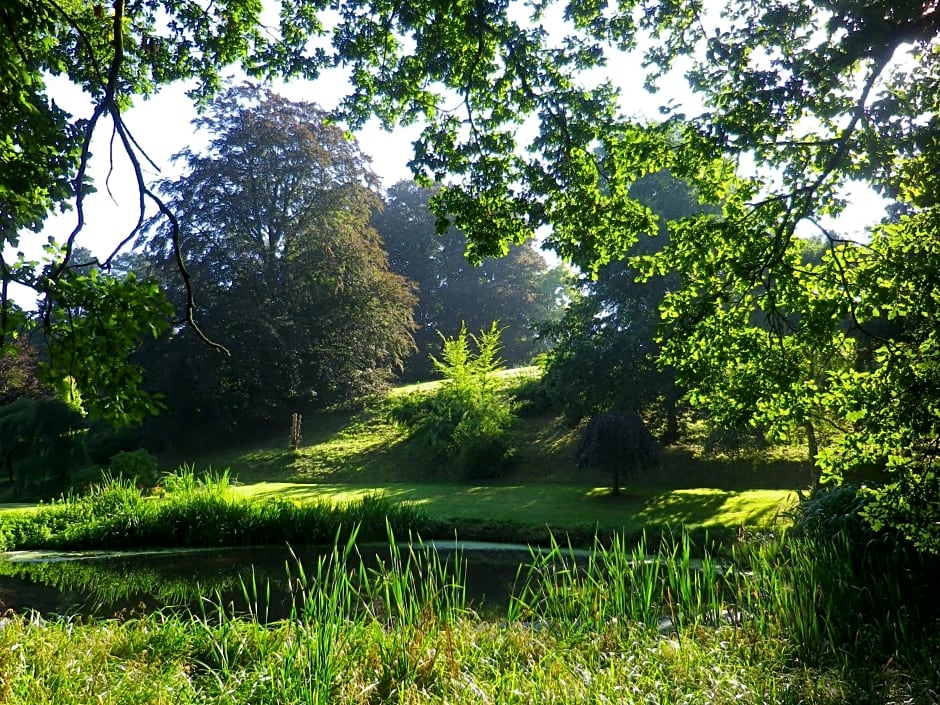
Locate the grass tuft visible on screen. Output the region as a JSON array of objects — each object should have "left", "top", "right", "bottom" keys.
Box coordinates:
[{"left": 0, "top": 528, "right": 937, "bottom": 704}]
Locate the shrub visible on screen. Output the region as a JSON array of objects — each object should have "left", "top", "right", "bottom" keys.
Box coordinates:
[
  {"left": 390, "top": 323, "right": 517, "bottom": 479},
  {"left": 108, "top": 449, "right": 160, "bottom": 488}
]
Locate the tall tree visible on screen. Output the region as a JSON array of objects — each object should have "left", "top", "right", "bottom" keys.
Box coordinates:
[
  {"left": 375, "top": 181, "right": 564, "bottom": 379},
  {"left": 540, "top": 171, "right": 702, "bottom": 437},
  {"left": 627, "top": 2, "right": 940, "bottom": 548},
  {"left": 7, "top": 0, "right": 940, "bottom": 546},
  {"left": 1, "top": 0, "right": 333, "bottom": 421},
  {"left": 140, "top": 86, "right": 415, "bottom": 442}
]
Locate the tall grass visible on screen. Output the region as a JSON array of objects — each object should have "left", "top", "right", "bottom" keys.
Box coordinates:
[
  {"left": 732, "top": 531, "right": 937, "bottom": 662},
  {"left": 191, "top": 524, "right": 469, "bottom": 703},
  {"left": 0, "top": 467, "right": 428, "bottom": 551},
  {"left": 508, "top": 531, "right": 727, "bottom": 636},
  {"left": 508, "top": 528, "right": 939, "bottom": 664},
  {"left": 0, "top": 526, "right": 937, "bottom": 703}
]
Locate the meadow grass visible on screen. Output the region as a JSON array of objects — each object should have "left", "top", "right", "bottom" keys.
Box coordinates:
[
  {"left": 1, "top": 372, "right": 936, "bottom": 702},
  {"left": 0, "top": 469, "right": 792, "bottom": 551},
  {"left": 0, "top": 526, "right": 936, "bottom": 704},
  {"left": 120, "top": 369, "right": 803, "bottom": 544},
  {"left": 0, "top": 469, "right": 429, "bottom": 552},
  {"left": 237, "top": 481, "right": 792, "bottom": 541},
  {"left": 0, "top": 367, "right": 800, "bottom": 547}
]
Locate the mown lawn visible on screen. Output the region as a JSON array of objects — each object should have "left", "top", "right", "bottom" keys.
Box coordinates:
[
  {"left": 1, "top": 369, "right": 804, "bottom": 540},
  {"left": 177, "top": 370, "right": 802, "bottom": 537},
  {"left": 236, "top": 481, "right": 793, "bottom": 535}
]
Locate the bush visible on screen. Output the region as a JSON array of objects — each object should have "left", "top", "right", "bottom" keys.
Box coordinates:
[
  {"left": 452, "top": 396, "right": 515, "bottom": 479},
  {"left": 789, "top": 483, "right": 905, "bottom": 552},
  {"left": 108, "top": 449, "right": 160, "bottom": 488},
  {"left": 390, "top": 324, "right": 517, "bottom": 479},
  {"left": 84, "top": 419, "right": 144, "bottom": 466},
  {"left": 779, "top": 484, "right": 940, "bottom": 658}
]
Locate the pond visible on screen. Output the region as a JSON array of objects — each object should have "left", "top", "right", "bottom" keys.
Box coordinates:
[{"left": 0, "top": 542, "right": 569, "bottom": 622}]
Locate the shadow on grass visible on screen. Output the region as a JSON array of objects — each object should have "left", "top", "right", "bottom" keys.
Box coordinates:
[
  {"left": 651, "top": 447, "right": 814, "bottom": 491},
  {"left": 633, "top": 489, "right": 731, "bottom": 528},
  {"left": 242, "top": 481, "right": 790, "bottom": 542},
  {"left": 190, "top": 408, "right": 435, "bottom": 486}
]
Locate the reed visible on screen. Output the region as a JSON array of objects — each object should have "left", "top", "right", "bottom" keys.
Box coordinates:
[
  {"left": 0, "top": 526, "right": 937, "bottom": 704},
  {"left": 507, "top": 531, "right": 729, "bottom": 638}
]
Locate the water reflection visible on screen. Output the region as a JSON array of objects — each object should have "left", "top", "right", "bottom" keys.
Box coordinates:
[{"left": 0, "top": 543, "right": 543, "bottom": 621}]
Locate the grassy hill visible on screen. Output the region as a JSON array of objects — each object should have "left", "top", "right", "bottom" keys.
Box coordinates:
[{"left": 159, "top": 369, "right": 806, "bottom": 544}]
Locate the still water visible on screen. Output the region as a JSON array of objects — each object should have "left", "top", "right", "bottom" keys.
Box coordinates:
[{"left": 0, "top": 542, "right": 552, "bottom": 621}]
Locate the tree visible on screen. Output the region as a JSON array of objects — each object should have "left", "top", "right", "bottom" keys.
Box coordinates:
[
  {"left": 1, "top": 0, "right": 333, "bottom": 422},
  {"left": 374, "top": 181, "right": 564, "bottom": 380},
  {"left": 138, "top": 85, "right": 416, "bottom": 442},
  {"left": 575, "top": 411, "right": 659, "bottom": 496},
  {"left": 540, "top": 171, "right": 704, "bottom": 436},
  {"left": 7, "top": 0, "right": 940, "bottom": 547},
  {"left": 624, "top": 3, "right": 940, "bottom": 549},
  {"left": 0, "top": 397, "right": 88, "bottom": 498}
]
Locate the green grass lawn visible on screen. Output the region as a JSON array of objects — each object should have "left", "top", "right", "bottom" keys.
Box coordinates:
[
  {"left": 235, "top": 481, "right": 793, "bottom": 534},
  {"left": 158, "top": 369, "right": 803, "bottom": 539},
  {"left": 0, "top": 369, "right": 805, "bottom": 539}
]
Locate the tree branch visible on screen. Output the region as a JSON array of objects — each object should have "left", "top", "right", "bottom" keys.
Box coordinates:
[{"left": 147, "top": 189, "right": 231, "bottom": 355}]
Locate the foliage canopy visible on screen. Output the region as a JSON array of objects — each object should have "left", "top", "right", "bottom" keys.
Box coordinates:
[
  {"left": 138, "top": 85, "right": 416, "bottom": 443},
  {"left": 4, "top": 0, "right": 940, "bottom": 546},
  {"left": 375, "top": 181, "right": 565, "bottom": 379}
]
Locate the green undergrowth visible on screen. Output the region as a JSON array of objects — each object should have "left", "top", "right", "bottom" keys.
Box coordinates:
[
  {"left": 0, "top": 526, "right": 937, "bottom": 704},
  {"left": 0, "top": 468, "right": 427, "bottom": 552}
]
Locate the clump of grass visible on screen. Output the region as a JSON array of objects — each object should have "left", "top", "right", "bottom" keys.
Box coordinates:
[
  {"left": 193, "top": 524, "right": 469, "bottom": 702},
  {"left": 0, "top": 467, "right": 428, "bottom": 551},
  {"left": 0, "top": 527, "right": 938, "bottom": 703},
  {"left": 508, "top": 531, "right": 727, "bottom": 638}
]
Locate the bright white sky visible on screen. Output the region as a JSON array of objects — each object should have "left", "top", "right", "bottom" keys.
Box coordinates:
[{"left": 12, "top": 30, "right": 888, "bottom": 307}]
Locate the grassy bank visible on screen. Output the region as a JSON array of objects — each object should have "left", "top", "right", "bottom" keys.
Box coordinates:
[
  {"left": 237, "top": 481, "right": 791, "bottom": 543},
  {"left": 1, "top": 528, "right": 937, "bottom": 704},
  {"left": 0, "top": 470, "right": 426, "bottom": 552},
  {"left": 0, "top": 370, "right": 802, "bottom": 547},
  {"left": 143, "top": 370, "right": 803, "bottom": 544},
  {"left": 0, "top": 469, "right": 790, "bottom": 551}
]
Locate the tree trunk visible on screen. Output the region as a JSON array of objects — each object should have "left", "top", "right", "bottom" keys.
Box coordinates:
[
  {"left": 805, "top": 420, "right": 820, "bottom": 493},
  {"left": 611, "top": 466, "right": 621, "bottom": 496},
  {"left": 661, "top": 373, "right": 681, "bottom": 445}
]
